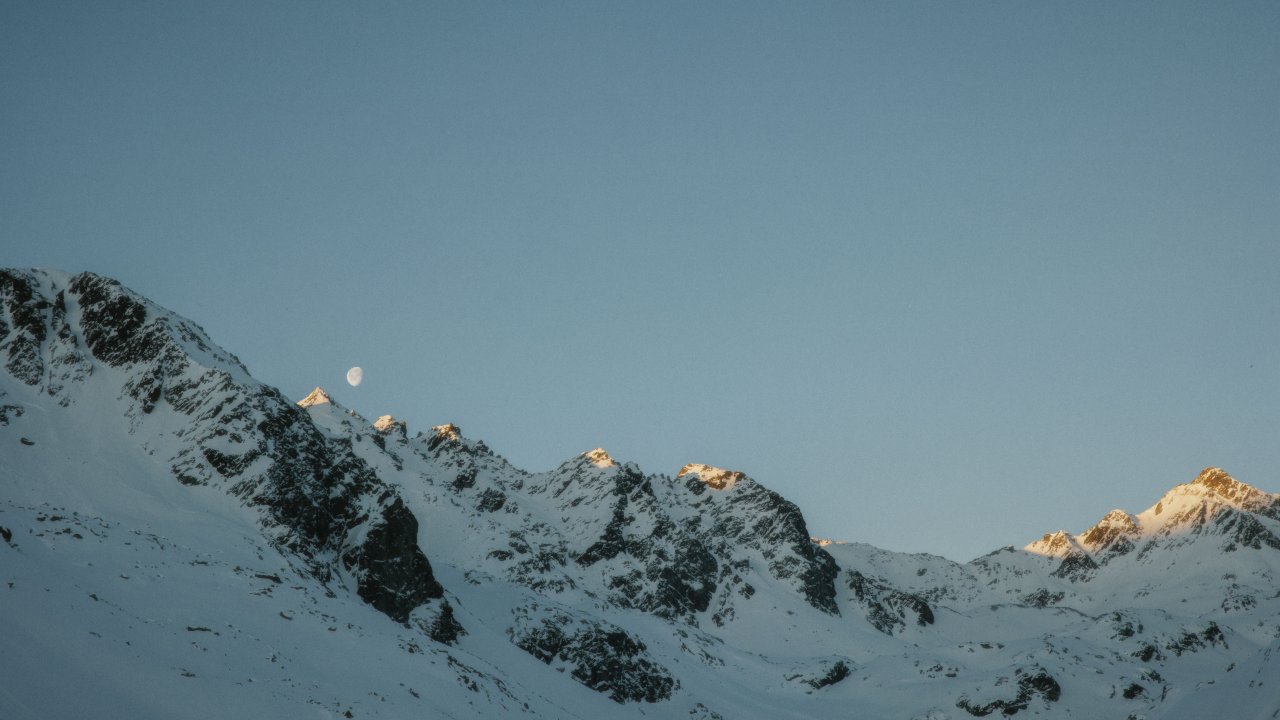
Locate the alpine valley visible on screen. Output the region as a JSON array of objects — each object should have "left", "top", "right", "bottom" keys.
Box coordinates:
[{"left": 2, "top": 268, "right": 1278, "bottom": 720}]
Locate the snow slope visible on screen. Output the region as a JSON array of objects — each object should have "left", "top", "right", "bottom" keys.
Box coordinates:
[{"left": 2, "top": 269, "right": 1278, "bottom": 719}]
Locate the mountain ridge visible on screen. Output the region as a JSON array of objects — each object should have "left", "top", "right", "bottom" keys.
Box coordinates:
[{"left": 3, "top": 268, "right": 1278, "bottom": 719}]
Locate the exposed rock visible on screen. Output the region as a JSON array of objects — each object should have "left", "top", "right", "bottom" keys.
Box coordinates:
[
  {"left": 844, "top": 570, "right": 934, "bottom": 634},
  {"left": 1051, "top": 550, "right": 1098, "bottom": 581},
  {"left": 678, "top": 464, "right": 744, "bottom": 491},
  {"left": 3, "top": 271, "right": 449, "bottom": 631},
  {"left": 418, "top": 599, "right": 465, "bottom": 645},
  {"left": 508, "top": 604, "right": 677, "bottom": 703},
  {"left": 956, "top": 667, "right": 1061, "bottom": 716},
  {"left": 1080, "top": 509, "right": 1140, "bottom": 559},
  {"left": 783, "top": 655, "right": 855, "bottom": 691},
  {"left": 342, "top": 499, "right": 443, "bottom": 623},
  {"left": 476, "top": 488, "right": 508, "bottom": 513},
  {"left": 1026, "top": 530, "right": 1076, "bottom": 557},
  {"left": 583, "top": 448, "right": 617, "bottom": 468},
  {"left": 1021, "top": 589, "right": 1064, "bottom": 608},
  {"left": 426, "top": 423, "right": 463, "bottom": 452},
  {"left": 298, "top": 387, "right": 333, "bottom": 407},
  {"left": 374, "top": 414, "right": 407, "bottom": 438}
]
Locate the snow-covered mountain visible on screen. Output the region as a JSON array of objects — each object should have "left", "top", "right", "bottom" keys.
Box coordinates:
[{"left": 2, "top": 269, "right": 1278, "bottom": 719}]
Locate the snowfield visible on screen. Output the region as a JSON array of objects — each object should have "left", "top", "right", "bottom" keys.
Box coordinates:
[{"left": 2, "top": 268, "right": 1278, "bottom": 719}]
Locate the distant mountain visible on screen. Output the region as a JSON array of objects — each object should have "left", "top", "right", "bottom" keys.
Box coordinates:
[{"left": 2, "top": 269, "right": 1278, "bottom": 719}]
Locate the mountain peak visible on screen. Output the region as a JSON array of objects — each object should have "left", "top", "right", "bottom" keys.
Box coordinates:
[
  {"left": 677, "top": 463, "right": 745, "bottom": 491},
  {"left": 1025, "top": 529, "right": 1081, "bottom": 557},
  {"left": 1078, "top": 509, "right": 1139, "bottom": 552},
  {"left": 1098, "top": 508, "right": 1138, "bottom": 527},
  {"left": 297, "top": 387, "right": 332, "bottom": 407},
  {"left": 582, "top": 448, "right": 616, "bottom": 468},
  {"left": 374, "top": 414, "right": 407, "bottom": 437},
  {"left": 1191, "top": 467, "right": 1254, "bottom": 499},
  {"left": 1138, "top": 466, "right": 1279, "bottom": 532},
  {"left": 432, "top": 423, "right": 461, "bottom": 439}
]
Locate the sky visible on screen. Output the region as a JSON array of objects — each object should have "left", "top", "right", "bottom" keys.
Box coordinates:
[{"left": 3, "top": 1, "right": 1278, "bottom": 561}]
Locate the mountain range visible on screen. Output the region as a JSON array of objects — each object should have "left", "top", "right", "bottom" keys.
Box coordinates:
[{"left": 2, "top": 269, "right": 1278, "bottom": 719}]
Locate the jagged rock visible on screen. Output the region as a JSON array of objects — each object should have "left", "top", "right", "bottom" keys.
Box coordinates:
[
  {"left": 426, "top": 423, "right": 463, "bottom": 452},
  {"left": 1081, "top": 509, "right": 1140, "bottom": 550},
  {"left": 1051, "top": 550, "right": 1098, "bottom": 581},
  {"left": 7, "top": 267, "right": 1280, "bottom": 720},
  {"left": 681, "top": 465, "right": 841, "bottom": 615},
  {"left": 374, "top": 414, "right": 407, "bottom": 438},
  {"left": 807, "top": 660, "right": 851, "bottom": 689},
  {"left": 298, "top": 387, "right": 332, "bottom": 407},
  {"left": 508, "top": 604, "right": 677, "bottom": 703},
  {"left": 1021, "top": 589, "right": 1064, "bottom": 607},
  {"left": 0, "top": 270, "right": 51, "bottom": 385},
  {"left": 1165, "top": 622, "right": 1226, "bottom": 656},
  {"left": 417, "top": 599, "right": 465, "bottom": 645},
  {"left": 678, "top": 463, "right": 743, "bottom": 490},
  {"left": 3, "top": 270, "right": 450, "bottom": 632},
  {"left": 342, "top": 498, "right": 443, "bottom": 623},
  {"left": 1215, "top": 509, "right": 1280, "bottom": 551},
  {"left": 956, "top": 667, "right": 1061, "bottom": 716},
  {"left": 0, "top": 402, "right": 23, "bottom": 425},
  {"left": 786, "top": 659, "right": 853, "bottom": 690},
  {"left": 844, "top": 570, "right": 934, "bottom": 634}
]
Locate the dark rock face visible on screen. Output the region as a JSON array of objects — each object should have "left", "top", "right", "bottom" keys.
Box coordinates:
[
  {"left": 1021, "top": 589, "right": 1065, "bottom": 608},
  {"left": 70, "top": 273, "right": 158, "bottom": 368},
  {"left": 1, "top": 270, "right": 450, "bottom": 631},
  {"left": 1215, "top": 510, "right": 1280, "bottom": 551},
  {"left": 0, "top": 270, "right": 48, "bottom": 385},
  {"left": 1190, "top": 468, "right": 1280, "bottom": 521},
  {"left": 476, "top": 488, "right": 507, "bottom": 513},
  {"left": 685, "top": 470, "right": 841, "bottom": 616},
  {"left": 421, "top": 600, "right": 465, "bottom": 645},
  {"left": 509, "top": 604, "right": 677, "bottom": 703},
  {"left": 844, "top": 570, "right": 934, "bottom": 635},
  {"left": 956, "top": 667, "right": 1061, "bottom": 717},
  {"left": 343, "top": 499, "right": 443, "bottom": 622},
  {"left": 0, "top": 270, "right": 92, "bottom": 400},
  {"left": 806, "top": 660, "right": 851, "bottom": 690},
  {"left": 1051, "top": 551, "right": 1098, "bottom": 581},
  {"left": 568, "top": 466, "right": 722, "bottom": 620},
  {"left": 508, "top": 457, "right": 844, "bottom": 625},
  {"left": 224, "top": 390, "right": 446, "bottom": 626},
  {"left": 417, "top": 438, "right": 850, "bottom": 633},
  {"left": 1165, "top": 622, "right": 1226, "bottom": 656},
  {"left": 0, "top": 403, "right": 22, "bottom": 424}
]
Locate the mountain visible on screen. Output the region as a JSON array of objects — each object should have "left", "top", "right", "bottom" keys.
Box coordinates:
[{"left": 2, "top": 268, "right": 1278, "bottom": 719}]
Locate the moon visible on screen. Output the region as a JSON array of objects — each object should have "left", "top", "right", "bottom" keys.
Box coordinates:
[{"left": 346, "top": 366, "right": 363, "bottom": 387}]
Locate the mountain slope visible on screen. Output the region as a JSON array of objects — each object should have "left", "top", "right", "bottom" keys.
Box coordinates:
[{"left": 3, "top": 269, "right": 1278, "bottom": 719}]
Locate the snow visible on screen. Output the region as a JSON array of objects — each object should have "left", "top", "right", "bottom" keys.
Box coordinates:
[{"left": 2, "top": 268, "right": 1279, "bottom": 719}]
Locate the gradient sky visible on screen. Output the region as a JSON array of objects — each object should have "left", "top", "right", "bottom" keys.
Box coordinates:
[{"left": 4, "top": 1, "right": 1278, "bottom": 561}]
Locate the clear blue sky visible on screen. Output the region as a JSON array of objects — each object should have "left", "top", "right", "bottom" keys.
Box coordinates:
[{"left": 4, "top": 1, "right": 1278, "bottom": 561}]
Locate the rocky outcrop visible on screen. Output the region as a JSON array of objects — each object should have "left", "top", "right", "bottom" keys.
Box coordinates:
[
  {"left": 684, "top": 466, "right": 841, "bottom": 616},
  {"left": 843, "top": 570, "right": 934, "bottom": 634},
  {"left": 508, "top": 603, "right": 677, "bottom": 703},
  {"left": 1079, "top": 509, "right": 1140, "bottom": 560},
  {"left": 373, "top": 414, "right": 407, "bottom": 438},
  {"left": 0, "top": 270, "right": 449, "bottom": 629},
  {"left": 956, "top": 667, "right": 1061, "bottom": 717}
]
